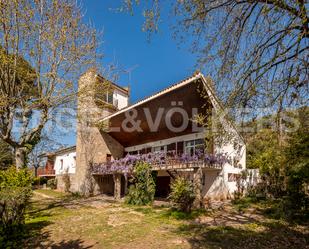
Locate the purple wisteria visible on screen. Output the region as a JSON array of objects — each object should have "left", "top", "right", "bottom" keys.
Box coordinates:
[{"left": 91, "top": 150, "right": 231, "bottom": 175}]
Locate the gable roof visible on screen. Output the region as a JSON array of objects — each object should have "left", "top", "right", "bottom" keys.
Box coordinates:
[
  {"left": 99, "top": 71, "right": 204, "bottom": 122},
  {"left": 39, "top": 146, "right": 76, "bottom": 158},
  {"left": 98, "top": 71, "right": 245, "bottom": 144}
]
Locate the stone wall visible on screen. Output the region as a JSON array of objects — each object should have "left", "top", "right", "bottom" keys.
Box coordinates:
[{"left": 56, "top": 174, "right": 77, "bottom": 192}]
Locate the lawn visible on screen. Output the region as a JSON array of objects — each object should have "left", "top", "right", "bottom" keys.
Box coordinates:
[{"left": 21, "top": 190, "right": 309, "bottom": 249}]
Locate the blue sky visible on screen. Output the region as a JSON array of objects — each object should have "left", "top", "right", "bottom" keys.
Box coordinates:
[
  {"left": 56, "top": 0, "right": 199, "bottom": 146},
  {"left": 82, "top": 0, "right": 197, "bottom": 103}
]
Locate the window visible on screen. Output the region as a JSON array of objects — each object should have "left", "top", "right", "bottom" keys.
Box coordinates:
[
  {"left": 167, "top": 143, "right": 176, "bottom": 156},
  {"left": 195, "top": 139, "right": 205, "bottom": 152},
  {"left": 185, "top": 139, "right": 205, "bottom": 155},
  {"left": 228, "top": 173, "right": 240, "bottom": 182},
  {"left": 95, "top": 90, "right": 114, "bottom": 105},
  {"left": 176, "top": 141, "right": 184, "bottom": 156},
  {"left": 106, "top": 154, "right": 112, "bottom": 163},
  {"left": 107, "top": 92, "right": 113, "bottom": 104},
  {"left": 152, "top": 146, "right": 166, "bottom": 152},
  {"left": 185, "top": 140, "right": 195, "bottom": 156},
  {"left": 60, "top": 159, "right": 63, "bottom": 170},
  {"left": 140, "top": 148, "right": 151, "bottom": 154}
]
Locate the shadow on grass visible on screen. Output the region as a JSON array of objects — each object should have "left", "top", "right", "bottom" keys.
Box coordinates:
[
  {"left": 49, "top": 239, "right": 96, "bottom": 249},
  {"left": 232, "top": 197, "right": 309, "bottom": 225},
  {"left": 1, "top": 220, "right": 52, "bottom": 249},
  {"left": 162, "top": 208, "right": 209, "bottom": 220},
  {"left": 176, "top": 220, "right": 308, "bottom": 249},
  {"left": 19, "top": 194, "right": 99, "bottom": 248},
  {"left": 25, "top": 236, "right": 96, "bottom": 249}
]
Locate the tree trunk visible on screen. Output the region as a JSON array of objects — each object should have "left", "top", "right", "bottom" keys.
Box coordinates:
[
  {"left": 34, "top": 166, "right": 38, "bottom": 177},
  {"left": 15, "top": 147, "right": 26, "bottom": 169}
]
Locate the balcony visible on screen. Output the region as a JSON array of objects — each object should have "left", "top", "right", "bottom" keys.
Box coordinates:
[
  {"left": 91, "top": 151, "right": 229, "bottom": 175},
  {"left": 37, "top": 167, "right": 56, "bottom": 177}
]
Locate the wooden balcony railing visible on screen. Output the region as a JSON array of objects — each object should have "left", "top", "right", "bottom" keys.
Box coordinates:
[{"left": 37, "top": 168, "right": 55, "bottom": 176}]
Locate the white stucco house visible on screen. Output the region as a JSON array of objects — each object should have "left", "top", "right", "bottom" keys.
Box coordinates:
[
  {"left": 41, "top": 71, "right": 248, "bottom": 205},
  {"left": 39, "top": 146, "right": 76, "bottom": 190},
  {"left": 52, "top": 146, "right": 77, "bottom": 175}
]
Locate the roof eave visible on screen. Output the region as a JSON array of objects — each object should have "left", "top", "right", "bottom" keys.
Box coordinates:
[{"left": 99, "top": 71, "right": 204, "bottom": 122}]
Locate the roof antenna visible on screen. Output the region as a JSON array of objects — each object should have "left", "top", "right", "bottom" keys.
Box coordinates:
[{"left": 123, "top": 65, "right": 139, "bottom": 103}]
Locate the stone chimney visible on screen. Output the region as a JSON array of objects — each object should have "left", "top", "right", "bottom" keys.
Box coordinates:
[{"left": 74, "top": 69, "right": 124, "bottom": 195}]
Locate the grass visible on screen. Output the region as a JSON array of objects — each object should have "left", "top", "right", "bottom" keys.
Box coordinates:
[
  {"left": 34, "top": 188, "right": 69, "bottom": 198},
  {"left": 15, "top": 190, "right": 309, "bottom": 249}
]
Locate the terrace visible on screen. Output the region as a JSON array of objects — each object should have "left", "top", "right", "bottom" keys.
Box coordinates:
[{"left": 91, "top": 150, "right": 228, "bottom": 176}]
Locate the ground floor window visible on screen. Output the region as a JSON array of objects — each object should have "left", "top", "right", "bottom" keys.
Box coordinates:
[{"left": 228, "top": 173, "right": 241, "bottom": 182}]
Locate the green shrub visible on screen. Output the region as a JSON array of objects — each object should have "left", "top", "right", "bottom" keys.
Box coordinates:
[
  {"left": 32, "top": 176, "right": 40, "bottom": 186},
  {"left": 169, "top": 177, "right": 195, "bottom": 213},
  {"left": 47, "top": 178, "right": 57, "bottom": 189},
  {"left": 32, "top": 176, "right": 48, "bottom": 186},
  {"left": 0, "top": 167, "right": 33, "bottom": 243},
  {"left": 126, "top": 162, "right": 155, "bottom": 205}
]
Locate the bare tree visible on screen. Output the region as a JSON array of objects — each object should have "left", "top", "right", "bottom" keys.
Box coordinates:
[
  {"left": 0, "top": 0, "right": 99, "bottom": 168},
  {"left": 27, "top": 133, "right": 64, "bottom": 176},
  {"left": 123, "top": 0, "right": 308, "bottom": 112}
]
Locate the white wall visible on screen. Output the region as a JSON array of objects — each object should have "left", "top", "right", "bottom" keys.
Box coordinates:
[
  {"left": 54, "top": 151, "right": 76, "bottom": 175},
  {"left": 113, "top": 89, "right": 129, "bottom": 109},
  {"left": 205, "top": 133, "right": 246, "bottom": 199}
]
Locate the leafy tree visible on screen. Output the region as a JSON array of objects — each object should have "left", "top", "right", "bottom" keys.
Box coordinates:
[
  {"left": 245, "top": 107, "right": 308, "bottom": 218},
  {"left": 284, "top": 107, "right": 309, "bottom": 211},
  {"left": 247, "top": 127, "right": 287, "bottom": 197},
  {"left": 126, "top": 162, "right": 156, "bottom": 205},
  {"left": 123, "top": 0, "right": 308, "bottom": 111},
  {"left": 0, "top": 0, "right": 98, "bottom": 168},
  {"left": 0, "top": 140, "right": 13, "bottom": 170}
]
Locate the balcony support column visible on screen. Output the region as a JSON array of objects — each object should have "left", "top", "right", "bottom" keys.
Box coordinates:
[
  {"left": 124, "top": 174, "right": 128, "bottom": 195},
  {"left": 193, "top": 167, "right": 203, "bottom": 209},
  {"left": 113, "top": 173, "right": 122, "bottom": 200}
]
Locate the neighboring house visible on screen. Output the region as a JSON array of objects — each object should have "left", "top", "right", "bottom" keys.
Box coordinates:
[
  {"left": 65, "top": 69, "right": 247, "bottom": 207},
  {"left": 36, "top": 154, "right": 56, "bottom": 179},
  {"left": 39, "top": 146, "right": 76, "bottom": 190}
]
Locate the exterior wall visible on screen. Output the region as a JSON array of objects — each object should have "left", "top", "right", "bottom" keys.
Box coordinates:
[
  {"left": 199, "top": 75, "right": 247, "bottom": 200},
  {"left": 56, "top": 174, "right": 77, "bottom": 192},
  {"left": 113, "top": 89, "right": 128, "bottom": 109},
  {"left": 54, "top": 151, "right": 76, "bottom": 175},
  {"left": 75, "top": 69, "right": 124, "bottom": 195},
  {"left": 202, "top": 118, "right": 246, "bottom": 200}
]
